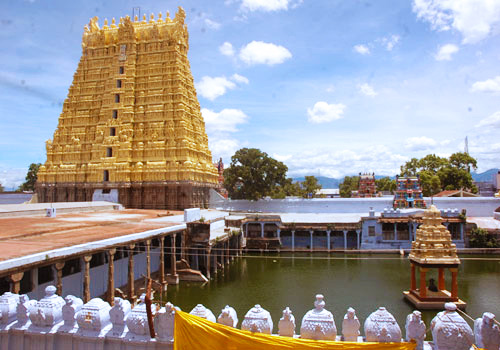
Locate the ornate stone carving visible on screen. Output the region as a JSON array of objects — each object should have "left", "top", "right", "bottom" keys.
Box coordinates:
[
  {"left": 108, "top": 297, "right": 131, "bottom": 337},
  {"left": 15, "top": 295, "right": 36, "bottom": 328},
  {"left": 431, "top": 303, "right": 473, "bottom": 350},
  {"left": 342, "top": 307, "right": 360, "bottom": 342},
  {"left": 300, "top": 294, "right": 336, "bottom": 340},
  {"left": 217, "top": 305, "right": 238, "bottom": 328},
  {"left": 0, "top": 292, "right": 19, "bottom": 325},
  {"left": 190, "top": 304, "right": 216, "bottom": 323},
  {"left": 75, "top": 298, "right": 111, "bottom": 335},
  {"left": 154, "top": 302, "right": 178, "bottom": 342},
  {"left": 474, "top": 312, "right": 500, "bottom": 350},
  {"left": 125, "top": 294, "right": 156, "bottom": 340},
  {"left": 405, "top": 311, "right": 426, "bottom": 350},
  {"left": 61, "top": 295, "right": 83, "bottom": 329},
  {"left": 29, "top": 286, "right": 65, "bottom": 328},
  {"left": 241, "top": 305, "right": 273, "bottom": 334},
  {"left": 364, "top": 307, "right": 401, "bottom": 342},
  {"left": 278, "top": 307, "right": 295, "bottom": 337}
]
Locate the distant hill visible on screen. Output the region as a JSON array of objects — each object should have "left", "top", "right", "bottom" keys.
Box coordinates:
[
  {"left": 294, "top": 169, "right": 499, "bottom": 188},
  {"left": 472, "top": 168, "right": 499, "bottom": 182}
]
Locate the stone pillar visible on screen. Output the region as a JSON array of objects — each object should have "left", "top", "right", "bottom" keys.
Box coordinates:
[
  {"left": 170, "top": 235, "right": 177, "bottom": 276},
  {"left": 206, "top": 247, "right": 211, "bottom": 279},
  {"left": 327, "top": 230, "right": 331, "bottom": 250},
  {"left": 9, "top": 272, "right": 24, "bottom": 294},
  {"left": 450, "top": 268, "right": 458, "bottom": 300},
  {"left": 107, "top": 248, "right": 116, "bottom": 305},
  {"left": 460, "top": 223, "right": 464, "bottom": 241},
  {"left": 83, "top": 255, "right": 92, "bottom": 303},
  {"left": 291, "top": 230, "right": 295, "bottom": 251},
  {"left": 277, "top": 229, "right": 281, "bottom": 240},
  {"left": 343, "top": 230, "right": 348, "bottom": 250},
  {"left": 55, "top": 262, "right": 65, "bottom": 296},
  {"left": 356, "top": 230, "right": 361, "bottom": 249},
  {"left": 394, "top": 223, "right": 398, "bottom": 241},
  {"left": 226, "top": 241, "right": 230, "bottom": 264},
  {"left": 181, "top": 231, "right": 186, "bottom": 260},
  {"left": 260, "top": 223, "right": 264, "bottom": 238},
  {"left": 419, "top": 267, "right": 427, "bottom": 298},
  {"left": 410, "top": 263, "right": 416, "bottom": 290},
  {"left": 438, "top": 268, "right": 445, "bottom": 290},
  {"left": 127, "top": 244, "right": 135, "bottom": 303},
  {"left": 309, "top": 230, "right": 314, "bottom": 252},
  {"left": 159, "top": 236, "right": 165, "bottom": 285},
  {"left": 145, "top": 240, "right": 151, "bottom": 279}
]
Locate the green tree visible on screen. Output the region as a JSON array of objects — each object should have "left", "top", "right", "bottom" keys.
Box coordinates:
[
  {"left": 19, "top": 163, "right": 41, "bottom": 192},
  {"left": 224, "top": 148, "right": 288, "bottom": 200},
  {"left": 399, "top": 153, "right": 477, "bottom": 196},
  {"left": 375, "top": 177, "right": 396, "bottom": 193},
  {"left": 469, "top": 227, "right": 500, "bottom": 248},
  {"left": 339, "top": 176, "right": 359, "bottom": 198},
  {"left": 301, "top": 176, "right": 322, "bottom": 198},
  {"left": 0, "top": 183, "right": 4, "bottom": 192}
]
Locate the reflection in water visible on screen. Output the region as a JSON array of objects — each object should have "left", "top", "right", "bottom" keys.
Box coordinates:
[{"left": 167, "top": 253, "right": 500, "bottom": 334}]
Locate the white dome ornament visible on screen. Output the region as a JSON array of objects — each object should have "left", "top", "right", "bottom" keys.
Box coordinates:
[
  {"left": 241, "top": 304, "right": 273, "bottom": 334},
  {"left": 431, "top": 303, "right": 473, "bottom": 350},
  {"left": 217, "top": 305, "right": 238, "bottom": 328},
  {"left": 364, "top": 307, "right": 401, "bottom": 342},
  {"left": 300, "top": 294, "right": 337, "bottom": 340},
  {"left": 474, "top": 312, "right": 500, "bottom": 350},
  {"left": 190, "top": 304, "right": 216, "bottom": 323}
]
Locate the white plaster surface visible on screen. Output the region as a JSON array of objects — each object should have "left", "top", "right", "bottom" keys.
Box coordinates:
[{"left": 184, "top": 208, "right": 201, "bottom": 222}]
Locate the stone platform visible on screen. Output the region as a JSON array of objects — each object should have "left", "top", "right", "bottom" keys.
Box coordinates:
[{"left": 403, "top": 290, "right": 467, "bottom": 310}]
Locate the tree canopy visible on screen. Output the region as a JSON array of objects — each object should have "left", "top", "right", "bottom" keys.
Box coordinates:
[
  {"left": 19, "top": 163, "right": 41, "bottom": 192},
  {"left": 224, "top": 148, "right": 288, "bottom": 200},
  {"left": 339, "top": 176, "right": 359, "bottom": 198},
  {"left": 0, "top": 183, "right": 4, "bottom": 192},
  {"left": 375, "top": 177, "right": 396, "bottom": 193},
  {"left": 399, "top": 153, "right": 477, "bottom": 196}
]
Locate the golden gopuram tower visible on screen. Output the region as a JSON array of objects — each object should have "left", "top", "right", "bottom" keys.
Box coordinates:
[{"left": 36, "top": 8, "right": 218, "bottom": 209}]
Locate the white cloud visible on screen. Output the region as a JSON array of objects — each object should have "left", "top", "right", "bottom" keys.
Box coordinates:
[
  {"left": 195, "top": 76, "right": 236, "bottom": 101},
  {"left": 204, "top": 18, "right": 221, "bottom": 30},
  {"left": 440, "top": 139, "right": 451, "bottom": 146},
  {"left": 471, "top": 76, "right": 500, "bottom": 93},
  {"left": 358, "top": 83, "right": 378, "bottom": 97},
  {"left": 208, "top": 138, "right": 240, "bottom": 160},
  {"left": 240, "top": 0, "right": 290, "bottom": 12},
  {"left": 0, "top": 167, "right": 26, "bottom": 189},
  {"left": 412, "top": 0, "right": 500, "bottom": 44},
  {"left": 219, "top": 42, "right": 235, "bottom": 57},
  {"left": 353, "top": 44, "right": 370, "bottom": 55},
  {"left": 273, "top": 154, "right": 292, "bottom": 162},
  {"left": 380, "top": 35, "right": 401, "bottom": 51},
  {"left": 195, "top": 74, "right": 248, "bottom": 101},
  {"left": 307, "top": 101, "right": 346, "bottom": 124},
  {"left": 404, "top": 136, "right": 438, "bottom": 151},
  {"left": 475, "top": 111, "right": 500, "bottom": 128},
  {"left": 326, "top": 85, "right": 335, "bottom": 93},
  {"left": 231, "top": 73, "right": 249, "bottom": 84},
  {"left": 435, "top": 44, "right": 459, "bottom": 61},
  {"left": 202, "top": 108, "right": 249, "bottom": 133},
  {"left": 239, "top": 41, "right": 292, "bottom": 65}
]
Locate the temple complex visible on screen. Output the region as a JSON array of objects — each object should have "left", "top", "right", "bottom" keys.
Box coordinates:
[
  {"left": 404, "top": 205, "right": 466, "bottom": 309},
  {"left": 352, "top": 172, "right": 376, "bottom": 198},
  {"left": 393, "top": 176, "right": 426, "bottom": 209},
  {"left": 36, "top": 9, "right": 218, "bottom": 210}
]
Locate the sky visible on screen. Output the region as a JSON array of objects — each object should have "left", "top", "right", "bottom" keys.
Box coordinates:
[{"left": 1, "top": 0, "right": 500, "bottom": 188}]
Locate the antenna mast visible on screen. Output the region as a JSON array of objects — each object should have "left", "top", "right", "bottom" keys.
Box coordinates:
[{"left": 464, "top": 136, "right": 469, "bottom": 154}]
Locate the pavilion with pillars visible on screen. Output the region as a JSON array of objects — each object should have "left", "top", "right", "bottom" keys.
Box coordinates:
[{"left": 403, "top": 205, "right": 466, "bottom": 309}]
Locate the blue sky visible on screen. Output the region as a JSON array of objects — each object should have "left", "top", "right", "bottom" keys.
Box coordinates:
[{"left": 1, "top": 0, "right": 500, "bottom": 188}]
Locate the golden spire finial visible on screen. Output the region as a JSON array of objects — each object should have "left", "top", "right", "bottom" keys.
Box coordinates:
[
  {"left": 142, "top": 14, "right": 147, "bottom": 23},
  {"left": 103, "top": 18, "right": 109, "bottom": 28},
  {"left": 111, "top": 18, "right": 117, "bottom": 28},
  {"left": 150, "top": 13, "right": 155, "bottom": 23},
  {"left": 158, "top": 12, "right": 163, "bottom": 22},
  {"left": 134, "top": 15, "right": 138, "bottom": 22}
]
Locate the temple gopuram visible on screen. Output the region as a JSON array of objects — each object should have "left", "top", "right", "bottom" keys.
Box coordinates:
[
  {"left": 393, "top": 176, "right": 426, "bottom": 209},
  {"left": 36, "top": 8, "right": 218, "bottom": 209}
]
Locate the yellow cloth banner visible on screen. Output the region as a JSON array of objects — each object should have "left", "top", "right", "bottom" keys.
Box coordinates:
[{"left": 173, "top": 309, "right": 416, "bottom": 350}]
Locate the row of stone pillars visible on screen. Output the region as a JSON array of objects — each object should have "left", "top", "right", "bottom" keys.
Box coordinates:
[
  {"left": 204, "top": 235, "right": 241, "bottom": 280},
  {"left": 275, "top": 229, "right": 362, "bottom": 250},
  {"left": 8, "top": 231, "right": 183, "bottom": 305}
]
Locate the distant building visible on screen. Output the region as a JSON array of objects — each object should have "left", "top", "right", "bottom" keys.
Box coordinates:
[
  {"left": 315, "top": 189, "right": 340, "bottom": 198},
  {"left": 353, "top": 173, "right": 376, "bottom": 198},
  {"left": 434, "top": 189, "right": 479, "bottom": 198},
  {"left": 213, "top": 158, "right": 228, "bottom": 199},
  {"left": 474, "top": 181, "right": 496, "bottom": 197},
  {"left": 393, "top": 176, "right": 426, "bottom": 209}
]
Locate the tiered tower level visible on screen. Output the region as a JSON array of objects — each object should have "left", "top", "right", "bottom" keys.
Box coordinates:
[{"left": 36, "top": 9, "right": 218, "bottom": 209}]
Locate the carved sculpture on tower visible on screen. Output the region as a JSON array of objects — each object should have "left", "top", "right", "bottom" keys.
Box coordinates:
[
  {"left": 404, "top": 205, "right": 466, "bottom": 309},
  {"left": 36, "top": 8, "right": 218, "bottom": 209}
]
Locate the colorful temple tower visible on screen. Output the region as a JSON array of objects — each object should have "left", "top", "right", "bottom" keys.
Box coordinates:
[
  {"left": 213, "top": 157, "right": 228, "bottom": 199},
  {"left": 393, "top": 176, "right": 426, "bottom": 209},
  {"left": 354, "top": 172, "right": 376, "bottom": 198},
  {"left": 36, "top": 9, "right": 218, "bottom": 209},
  {"left": 404, "top": 205, "right": 465, "bottom": 309}
]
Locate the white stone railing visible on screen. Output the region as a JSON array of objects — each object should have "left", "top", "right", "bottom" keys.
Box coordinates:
[{"left": 1, "top": 288, "right": 498, "bottom": 350}]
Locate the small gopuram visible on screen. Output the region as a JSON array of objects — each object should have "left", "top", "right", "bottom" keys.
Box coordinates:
[
  {"left": 404, "top": 205, "right": 466, "bottom": 309},
  {"left": 36, "top": 8, "right": 218, "bottom": 209}
]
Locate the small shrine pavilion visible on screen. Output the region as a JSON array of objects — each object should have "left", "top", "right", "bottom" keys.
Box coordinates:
[{"left": 403, "top": 205, "right": 466, "bottom": 309}]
